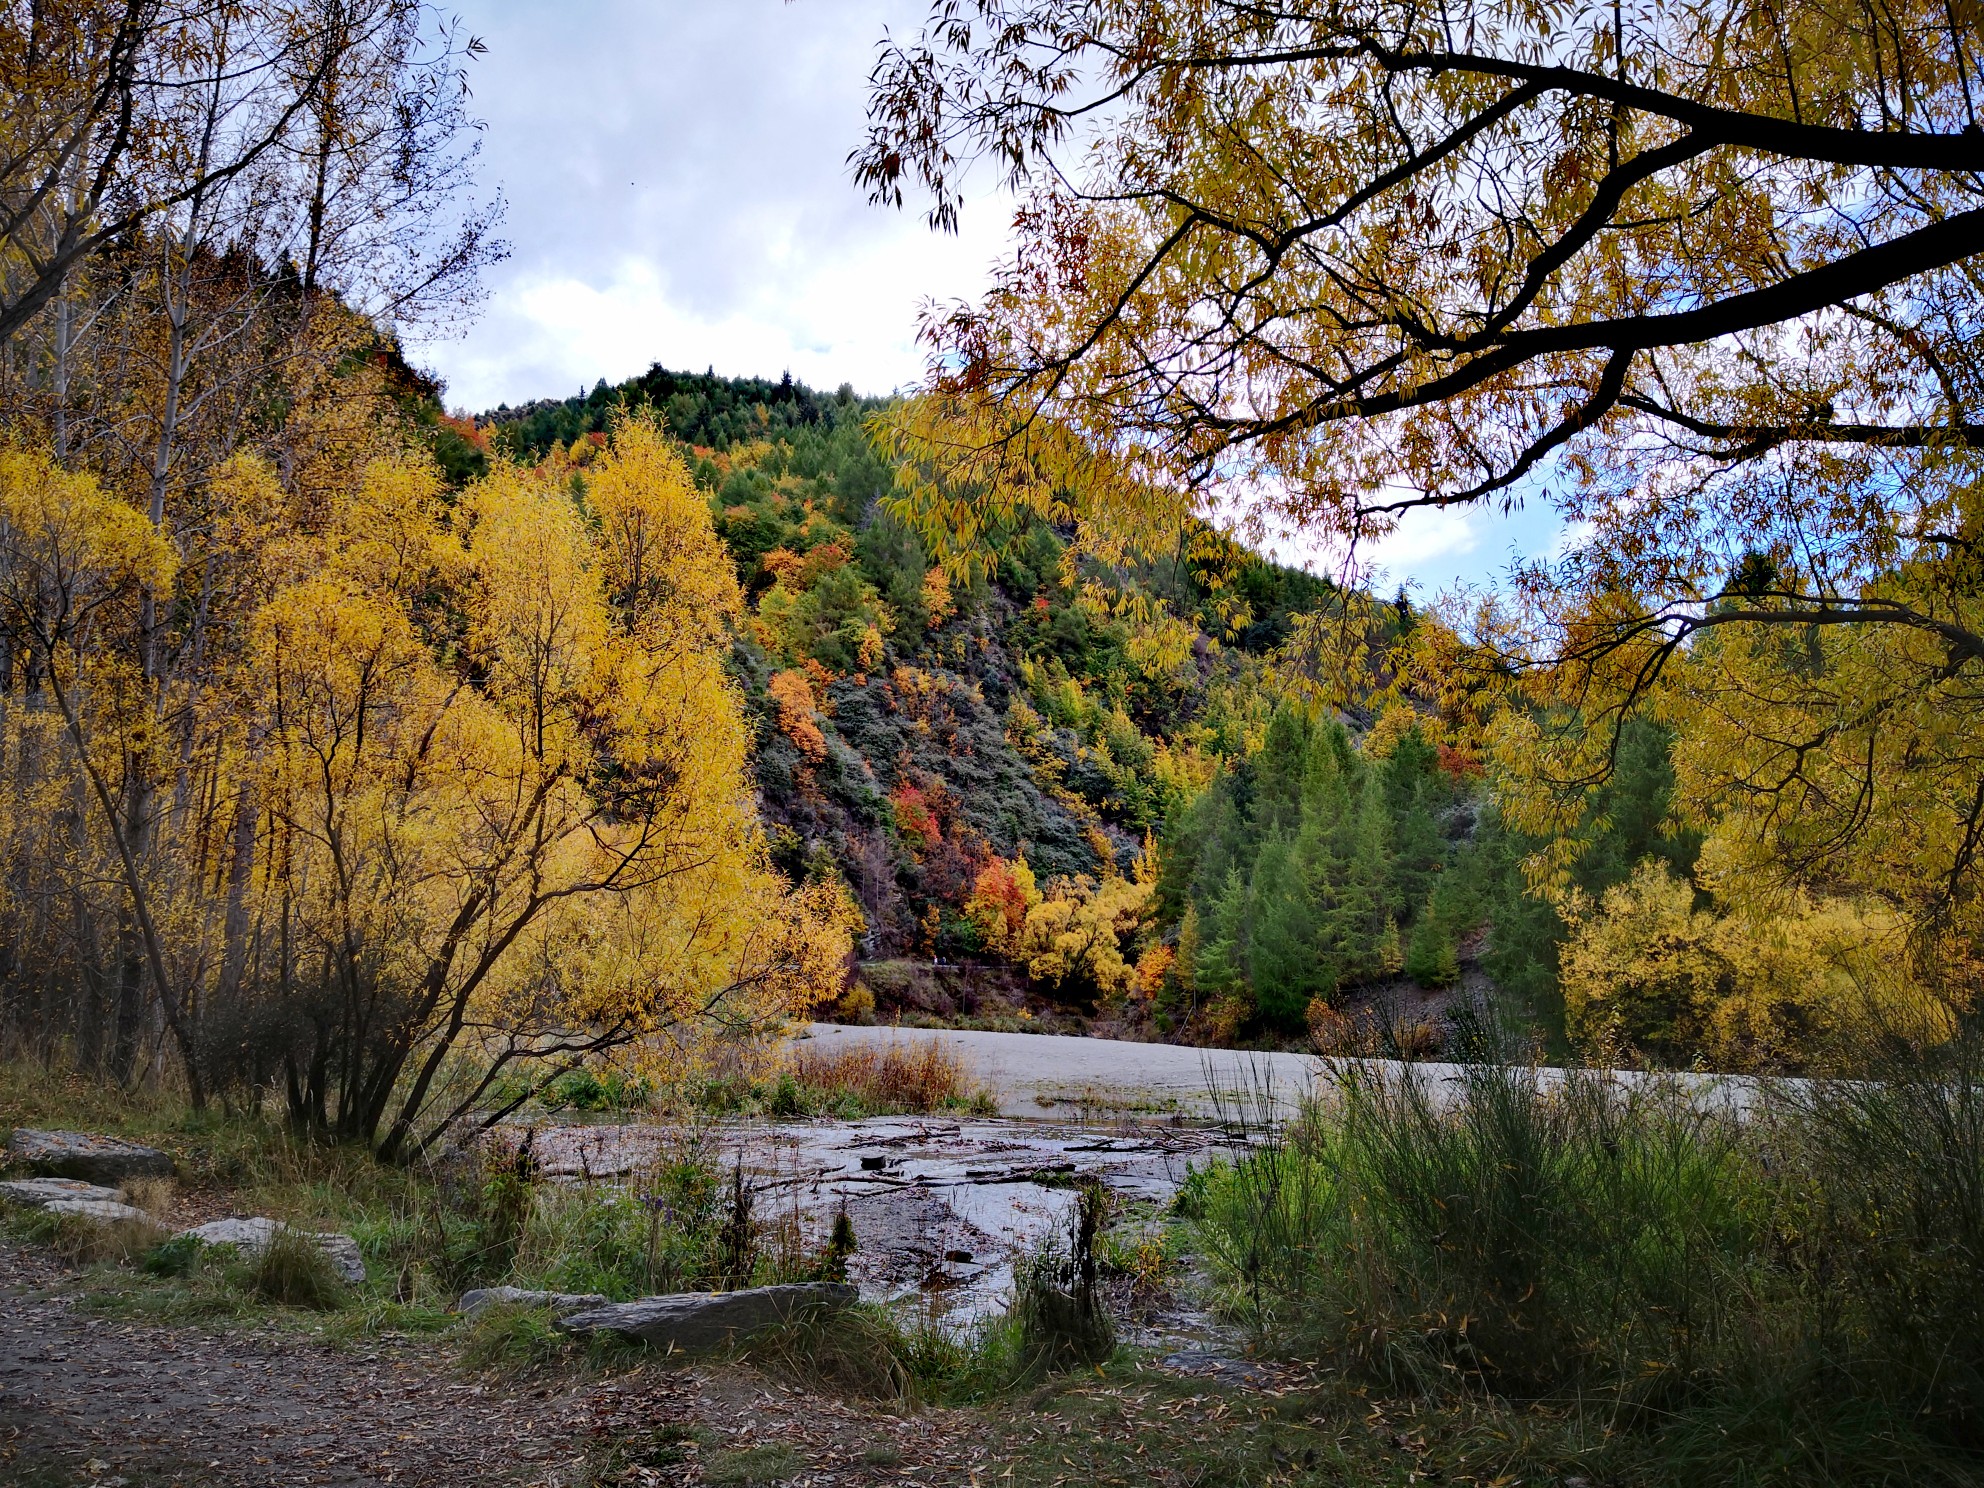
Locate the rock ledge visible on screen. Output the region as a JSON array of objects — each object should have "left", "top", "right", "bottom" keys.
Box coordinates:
[
  {"left": 555, "top": 1283, "right": 856, "bottom": 1351},
  {"left": 45, "top": 1197, "right": 156, "bottom": 1225},
  {"left": 0, "top": 1177, "right": 126, "bottom": 1209},
  {"left": 9, "top": 1129, "right": 175, "bottom": 1183},
  {"left": 457, "top": 1285, "right": 612, "bottom": 1317}
]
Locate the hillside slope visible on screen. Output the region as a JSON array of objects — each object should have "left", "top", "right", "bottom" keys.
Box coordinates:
[{"left": 476, "top": 365, "right": 1683, "bottom": 1056}]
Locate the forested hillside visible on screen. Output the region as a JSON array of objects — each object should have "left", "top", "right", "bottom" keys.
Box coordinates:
[
  {"left": 483, "top": 368, "right": 1309, "bottom": 1038},
  {"left": 478, "top": 367, "right": 1565, "bottom": 1053},
  {"left": 474, "top": 358, "right": 1954, "bottom": 1074}
]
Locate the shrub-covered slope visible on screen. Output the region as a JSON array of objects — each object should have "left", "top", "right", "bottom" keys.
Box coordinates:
[{"left": 481, "top": 369, "right": 1355, "bottom": 1022}]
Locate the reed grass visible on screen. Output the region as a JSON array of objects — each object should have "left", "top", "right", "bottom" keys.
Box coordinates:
[
  {"left": 781, "top": 1039, "right": 991, "bottom": 1116},
  {"left": 1183, "top": 1030, "right": 1984, "bottom": 1482}
]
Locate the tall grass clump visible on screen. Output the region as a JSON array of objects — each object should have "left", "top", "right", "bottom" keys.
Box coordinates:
[
  {"left": 1190, "top": 1062, "right": 1764, "bottom": 1405},
  {"left": 1773, "top": 1026, "right": 1984, "bottom": 1445},
  {"left": 250, "top": 1226, "right": 347, "bottom": 1311},
  {"left": 1185, "top": 1025, "right": 1984, "bottom": 1479},
  {"left": 783, "top": 1040, "right": 989, "bottom": 1116}
]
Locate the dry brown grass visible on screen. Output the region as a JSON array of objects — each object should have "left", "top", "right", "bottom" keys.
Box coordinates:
[
  {"left": 788, "top": 1040, "right": 988, "bottom": 1114},
  {"left": 118, "top": 1174, "right": 177, "bottom": 1215},
  {"left": 1307, "top": 999, "right": 1442, "bottom": 1059}
]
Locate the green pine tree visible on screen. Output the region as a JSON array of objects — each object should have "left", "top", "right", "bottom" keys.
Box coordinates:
[
  {"left": 1247, "top": 831, "right": 1328, "bottom": 1027},
  {"left": 1405, "top": 900, "right": 1461, "bottom": 989},
  {"left": 1192, "top": 868, "right": 1251, "bottom": 1004}
]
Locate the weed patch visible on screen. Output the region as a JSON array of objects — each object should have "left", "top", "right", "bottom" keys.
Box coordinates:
[{"left": 703, "top": 1443, "right": 802, "bottom": 1485}]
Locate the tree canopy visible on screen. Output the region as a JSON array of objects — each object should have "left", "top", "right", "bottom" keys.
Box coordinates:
[{"left": 858, "top": 0, "right": 1984, "bottom": 966}]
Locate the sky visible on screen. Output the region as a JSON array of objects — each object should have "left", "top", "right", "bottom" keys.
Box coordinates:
[{"left": 419, "top": 0, "right": 1560, "bottom": 596}]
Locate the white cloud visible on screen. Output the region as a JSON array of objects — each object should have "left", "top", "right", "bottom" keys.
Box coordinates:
[
  {"left": 416, "top": 0, "right": 1010, "bottom": 410},
  {"left": 1251, "top": 498, "right": 1488, "bottom": 589}
]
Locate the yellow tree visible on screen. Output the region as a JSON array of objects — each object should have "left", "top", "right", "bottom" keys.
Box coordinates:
[
  {"left": 247, "top": 417, "right": 849, "bottom": 1157},
  {"left": 858, "top": 0, "right": 1984, "bottom": 966},
  {"left": 0, "top": 449, "right": 181, "bottom": 1080}
]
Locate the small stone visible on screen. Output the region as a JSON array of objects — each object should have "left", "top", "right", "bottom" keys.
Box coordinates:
[
  {"left": 44, "top": 1198, "right": 155, "bottom": 1225},
  {"left": 176, "top": 1216, "right": 366, "bottom": 1285},
  {"left": 456, "top": 1286, "right": 611, "bottom": 1317},
  {"left": 9, "top": 1129, "right": 175, "bottom": 1184},
  {"left": 0, "top": 1177, "right": 126, "bottom": 1209},
  {"left": 554, "top": 1283, "right": 856, "bottom": 1351}
]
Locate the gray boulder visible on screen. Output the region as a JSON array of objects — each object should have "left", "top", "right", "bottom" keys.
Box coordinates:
[
  {"left": 555, "top": 1283, "right": 856, "bottom": 1351},
  {"left": 9, "top": 1129, "right": 175, "bottom": 1183},
  {"left": 457, "top": 1285, "right": 611, "bottom": 1318},
  {"left": 44, "top": 1197, "right": 156, "bottom": 1225},
  {"left": 177, "top": 1217, "right": 366, "bottom": 1285},
  {"left": 0, "top": 1177, "right": 126, "bottom": 1209}
]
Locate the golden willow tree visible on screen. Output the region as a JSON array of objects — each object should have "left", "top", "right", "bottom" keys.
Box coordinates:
[
  {"left": 0, "top": 0, "right": 507, "bottom": 1087},
  {"left": 0, "top": 420, "right": 853, "bottom": 1156},
  {"left": 0, "top": 3, "right": 853, "bottom": 1147},
  {"left": 857, "top": 0, "right": 1984, "bottom": 970}
]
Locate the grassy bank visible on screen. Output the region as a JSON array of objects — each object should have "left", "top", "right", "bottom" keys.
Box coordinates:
[
  {"left": 1181, "top": 1041, "right": 1984, "bottom": 1485},
  {"left": 12, "top": 1045, "right": 1984, "bottom": 1487}
]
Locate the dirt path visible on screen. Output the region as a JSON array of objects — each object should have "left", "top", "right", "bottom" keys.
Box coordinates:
[
  {"left": 0, "top": 1246, "right": 970, "bottom": 1488},
  {"left": 0, "top": 1244, "right": 644, "bottom": 1486}
]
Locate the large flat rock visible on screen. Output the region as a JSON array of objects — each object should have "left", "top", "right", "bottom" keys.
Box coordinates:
[
  {"left": 178, "top": 1217, "right": 366, "bottom": 1285},
  {"left": 457, "top": 1285, "right": 611, "bottom": 1318},
  {"left": 0, "top": 1177, "right": 126, "bottom": 1209},
  {"left": 554, "top": 1283, "right": 855, "bottom": 1351},
  {"left": 44, "top": 1197, "right": 155, "bottom": 1224},
  {"left": 9, "top": 1129, "right": 175, "bottom": 1183}
]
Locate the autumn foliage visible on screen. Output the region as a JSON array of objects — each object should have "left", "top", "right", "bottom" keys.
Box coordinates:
[{"left": 0, "top": 417, "right": 852, "bottom": 1155}]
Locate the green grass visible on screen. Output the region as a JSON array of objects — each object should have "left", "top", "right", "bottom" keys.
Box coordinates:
[
  {"left": 703, "top": 1443, "right": 803, "bottom": 1485},
  {"left": 1180, "top": 1045, "right": 1984, "bottom": 1484},
  {"left": 452, "top": 1299, "right": 649, "bottom": 1375}
]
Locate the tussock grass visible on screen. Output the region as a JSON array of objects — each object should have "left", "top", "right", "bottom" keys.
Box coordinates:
[
  {"left": 1183, "top": 1032, "right": 1984, "bottom": 1483},
  {"left": 250, "top": 1226, "right": 347, "bottom": 1310},
  {"left": 782, "top": 1040, "right": 991, "bottom": 1116}
]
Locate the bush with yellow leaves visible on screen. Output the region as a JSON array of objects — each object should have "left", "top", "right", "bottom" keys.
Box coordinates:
[
  {"left": 1007, "top": 874, "right": 1154, "bottom": 1006},
  {"left": 1560, "top": 861, "right": 1950, "bottom": 1071}
]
